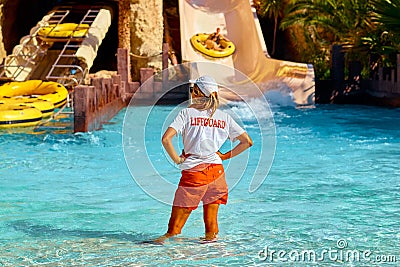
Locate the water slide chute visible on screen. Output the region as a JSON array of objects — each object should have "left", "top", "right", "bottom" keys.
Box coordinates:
[{"left": 179, "top": 0, "right": 315, "bottom": 105}]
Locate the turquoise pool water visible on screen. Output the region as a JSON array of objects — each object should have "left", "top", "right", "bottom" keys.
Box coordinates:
[{"left": 0, "top": 103, "right": 399, "bottom": 266}]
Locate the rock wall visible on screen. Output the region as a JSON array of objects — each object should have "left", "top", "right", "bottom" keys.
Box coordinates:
[
  {"left": 0, "top": 1, "right": 7, "bottom": 63},
  {"left": 130, "top": 0, "right": 163, "bottom": 80}
]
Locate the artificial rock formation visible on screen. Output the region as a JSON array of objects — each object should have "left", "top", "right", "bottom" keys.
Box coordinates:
[
  {"left": 0, "top": 0, "right": 164, "bottom": 81},
  {"left": 130, "top": 0, "right": 163, "bottom": 80}
]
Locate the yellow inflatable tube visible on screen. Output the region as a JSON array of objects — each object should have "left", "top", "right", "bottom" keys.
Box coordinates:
[
  {"left": 38, "top": 23, "right": 90, "bottom": 42},
  {"left": 0, "top": 80, "right": 68, "bottom": 108},
  {"left": 0, "top": 98, "right": 54, "bottom": 118},
  {"left": 190, "top": 33, "right": 236, "bottom": 58},
  {"left": 0, "top": 104, "right": 42, "bottom": 128}
]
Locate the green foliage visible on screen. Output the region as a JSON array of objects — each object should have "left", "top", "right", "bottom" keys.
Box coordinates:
[
  {"left": 371, "top": 0, "right": 400, "bottom": 31},
  {"left": 360, "top": 31, "right": 397, "bottom": 67},
  {"left": 258, "top": 0, "right": 287, "bottom": 55},
  {"left": 286, "top": 27, "right": 331, "bottom": 79},
  {"left": 273, "top": 0, "right": 375, "bottom": 79},
  {"left": 257, "top": 0, "right": 400, "bottom": 79},
  {"left": 280, "top": 0, "right": 373, "bottom": 45},
  {"left": 259, "top": 0, "right": 286, "bottom": 18},
  {"left": 369, "top": 0, "right": 400, "bottom": 67}
]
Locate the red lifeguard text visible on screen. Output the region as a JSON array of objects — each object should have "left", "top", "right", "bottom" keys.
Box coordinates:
[{"left": 190, "top": 117, "right": 226, "bottom": 129}]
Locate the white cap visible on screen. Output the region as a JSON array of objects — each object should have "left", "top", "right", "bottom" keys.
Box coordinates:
[{"left": 189, "top": 75, "right": 218, "bottom": 97}]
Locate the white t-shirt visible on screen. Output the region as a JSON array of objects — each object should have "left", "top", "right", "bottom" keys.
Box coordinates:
[{"left": 169, "top": 107, "right": 245, "bottom": 170}]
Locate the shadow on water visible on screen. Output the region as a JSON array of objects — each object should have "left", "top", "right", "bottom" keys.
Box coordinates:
[{"left": 9, "top": 220, "right": 154, "bottom": 244}]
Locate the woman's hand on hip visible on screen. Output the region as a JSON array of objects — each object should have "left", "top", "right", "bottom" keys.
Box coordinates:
[{"left": 217, "top": 151, "right": 228, "bottom": 161}]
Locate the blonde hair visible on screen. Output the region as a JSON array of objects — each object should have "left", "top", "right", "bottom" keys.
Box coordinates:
[{"left": 190, "top": 85, "right": 219, "bottom": 117}]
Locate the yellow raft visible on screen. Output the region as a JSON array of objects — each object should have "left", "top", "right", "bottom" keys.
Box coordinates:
[
  {"left": 37, "top": 23, "right": 90, "bottom": 42},
  {"left": 190, "top": 33, "right": 236, "bottom": 58},
  {"left": 0, "top": 98, "right": 54, "bottom": 118},
  {"left": 0, "top": 80, "right": 68, "bottom": 108},
  {"left": 0, "top": 104, "right": 43, "bottom": 128}
]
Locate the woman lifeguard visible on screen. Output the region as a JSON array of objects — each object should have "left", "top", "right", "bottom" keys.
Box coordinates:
[{"left": 155, "top": 75, "right": 253, "bottom": 243}]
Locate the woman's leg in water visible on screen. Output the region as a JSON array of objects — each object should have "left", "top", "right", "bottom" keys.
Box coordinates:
[
  {"left": 203, "top": 203, "right": 220, "bottom": 240},
  {"left": 154, "top": 206, "right": 192, "bottom": 243}
]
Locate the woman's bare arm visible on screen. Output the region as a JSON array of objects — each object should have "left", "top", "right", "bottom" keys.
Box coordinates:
[
  {"left": 217, "top": 132, "right": 253, "bottom": 160},
  {"left": 162, "top": 127, "right": 184, "bottom": 164}
]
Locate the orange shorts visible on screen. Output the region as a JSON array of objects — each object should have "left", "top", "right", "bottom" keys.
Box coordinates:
[{"left": 173, "top": 163, "right": 228, "bottom": 210}]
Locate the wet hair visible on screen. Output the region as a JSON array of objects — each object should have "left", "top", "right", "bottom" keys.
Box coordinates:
[{"left": 190, "top": 85, "right": 219, "bottom": 117}]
